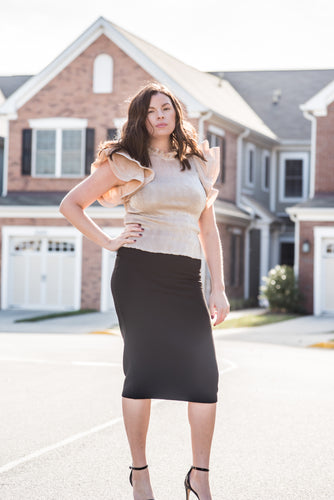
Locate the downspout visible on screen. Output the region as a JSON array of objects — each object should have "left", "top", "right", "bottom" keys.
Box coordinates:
[
  {"left": 1, "top": 115, "right": 9, "bottom": 197},
  {"left": 236, "top": 128, "right": 250, "bottom": 300},
  {"left": 198, "top": 111, "right": 212, "bottom": 142},
  {"left": 236, "top": 128, "right": 250, "bottom": 207},
  {"left": 302, "top": 110, "right": 316, "bottom": 199},
  {"left": 269, "top": 146, "right": 278, "bottom": 213},
  {"left": 197, "top": 110, "right": 213, "bottom": 302}
]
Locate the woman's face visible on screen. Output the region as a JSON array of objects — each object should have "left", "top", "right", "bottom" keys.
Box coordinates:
[{"left": 145, "top": 92, "right": 176, "bottom": 140}]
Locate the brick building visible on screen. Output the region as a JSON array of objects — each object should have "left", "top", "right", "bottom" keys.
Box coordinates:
[
  {"left": 1, "top": 17, "right": 333, "bottom": 315},
  {"left": 287, "top": 83, "right": 334, "bottom": 314},
  {"left": 1, "top": 17, "right": 277, "bottom": 314}
]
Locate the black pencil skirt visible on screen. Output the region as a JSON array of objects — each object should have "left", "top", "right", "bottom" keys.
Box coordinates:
[{"left": 111, "top": 246, "right": 219, "bottom": 403}]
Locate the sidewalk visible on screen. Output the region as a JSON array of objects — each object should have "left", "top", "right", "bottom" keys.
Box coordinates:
[
  {"left": 0, "top": 308, "right": 333, "bottom": 348},
  {"left": 0, "top": 307, "right": 265, "bottom": 334},
  {"left": 0, "top": 309, "right": 118, "bottom": 334},
  {"left": 215, "top": 314, "right": 334, "bottom": 348}
]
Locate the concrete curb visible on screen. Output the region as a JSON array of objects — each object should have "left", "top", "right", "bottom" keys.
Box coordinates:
[
  {"left": 308, "top": 342, "right": 334, "bottom": 349},
  {"left": 90, "top": 329, "right": 121, "bottom": 336}
]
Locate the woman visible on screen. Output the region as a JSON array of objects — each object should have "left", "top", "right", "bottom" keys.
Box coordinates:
[{"left": 59, "top": 82, "right": 230, "bottom": 500}]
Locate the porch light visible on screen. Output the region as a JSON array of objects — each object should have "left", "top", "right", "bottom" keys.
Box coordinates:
[{"left": 302, "top": 240, "right": 311, "bottom": 253}]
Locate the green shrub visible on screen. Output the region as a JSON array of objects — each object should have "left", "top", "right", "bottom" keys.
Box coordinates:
[{"left": 260, "top": 265, "right": 303, "bottom": 313}]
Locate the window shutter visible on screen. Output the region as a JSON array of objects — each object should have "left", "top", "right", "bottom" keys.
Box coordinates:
[
  {"left": 85, "top": 128, "right": 95, "bottom": 175},
  {"left": 107, "top": 128, "right": 118, "bottom": 141},
  {"left": 221, "top": 137, "right": 226, "bottom": 183},
  {"left": 22, "top": 129, "right": 32, "bottom": 176}
]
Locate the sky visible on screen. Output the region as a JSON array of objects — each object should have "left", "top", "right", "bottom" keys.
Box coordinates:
[{"left": 1, "top": 0, "right": 334, "bottom": 76}]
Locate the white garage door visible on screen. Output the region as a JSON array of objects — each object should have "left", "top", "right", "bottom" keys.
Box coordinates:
[
  {"left": 5, "top": 232, "right": 81, "bottom": 310},
  {"left": 321, "top": 238, "right": 334, "bottom": 314}
]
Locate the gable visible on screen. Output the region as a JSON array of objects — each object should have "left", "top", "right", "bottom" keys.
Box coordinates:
[
  {"left": 18, "top": 34, "right": 156, "bottom": 118},
  {"left": 0, "top": 17, "right": 203, "bottom": 118},
  {"left": 300, "top": 79, "right": 334, "bottom": 116}
]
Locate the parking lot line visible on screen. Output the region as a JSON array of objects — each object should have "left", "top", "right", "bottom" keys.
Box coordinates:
[
  {"left": 0, "top": 416, "right": 123, "bottom": 474},
  {"left": 0, "top": 357, "right": 121, "bottom": 367}
]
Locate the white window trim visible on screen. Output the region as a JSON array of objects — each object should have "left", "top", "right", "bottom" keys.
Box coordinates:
[
  {"left": 245, "top": 143, "right": 255, "bottom": 188},
  {"left": 261, "top": 150, "right": 270, "bottom": 192},
  {"left": 279, "top": 152, "right": 309, "bottom": 203},
  {"left": 29, "top": 117, "right": 88, "bottom": 129},
  {"left": 29, "top": 118, "right": 87, "bottom": 178},
  {"left": 208, "top": 124, "right": 225, "bottom": 137},
  {"left": 1, "top": 226, "right": 82, "bottom": 310}
]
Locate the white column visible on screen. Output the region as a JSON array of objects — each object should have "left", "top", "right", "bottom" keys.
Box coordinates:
[{"left": 270, "top": 229, "right": 280, "bottom": 269}]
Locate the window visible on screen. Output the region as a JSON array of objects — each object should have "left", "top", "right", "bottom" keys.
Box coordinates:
[
  {"left": 35, "top": 130, "right": 56, "bottom": 175},
  {"left": 246, "top": 143, "right": 256, "bottom": 187},
  {"left": 280, "top": 242, "right": 294, "bottom": 267},
  {"left": 207, "top": 131, "right": 225, "bottom": 183},
  {"left": 33, "top": 129, "right": 84, "bottom": 177},
  {"left": 29, "top": 118, "right": 88, "bottom": 178},
  {"left": 93, "top": 54, "right": 113, "bottom": 93},
  {"left": 262, "top": 152, "right": 270, "bottom": 191},
  {"left": 279, "top": 152, "right": 308, "bottom": 202},
  {"left": 285, "top": 159, "right": 303, "bottom": 197}
]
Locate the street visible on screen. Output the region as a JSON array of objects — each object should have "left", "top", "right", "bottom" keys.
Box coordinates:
[{"left": 0, "top": 330, "right": 333, "bottom": 499}]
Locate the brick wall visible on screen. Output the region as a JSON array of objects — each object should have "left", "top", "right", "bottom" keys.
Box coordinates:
[
  {"left": 298, "top": 220, "right": 334, "bottom": 313},
  {"left": 315, "top": 100, "right": 334, "bottom": 194},
  {"left": 202, "top": 122, "right": 238, "bottom": 203}
]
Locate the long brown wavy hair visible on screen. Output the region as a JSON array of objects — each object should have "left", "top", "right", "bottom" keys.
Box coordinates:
[{"left": 97, "top": 82, "right": 206, "bottom": 171}]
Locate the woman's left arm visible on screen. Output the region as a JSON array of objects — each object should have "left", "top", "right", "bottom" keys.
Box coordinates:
[{"left": 198, "top": 204, "right": 230, "bottom": 326}]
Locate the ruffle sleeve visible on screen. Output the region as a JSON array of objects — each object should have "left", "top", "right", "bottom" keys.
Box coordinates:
[
  {"left": 90, "top": 147, "right": 155, "bottom": 208},
  {"left": 192, "top": 140, "right": 220, "bottom": 208}
]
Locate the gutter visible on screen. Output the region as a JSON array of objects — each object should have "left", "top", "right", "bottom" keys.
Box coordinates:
[
  {"left": 1, "top": 115, "right": 9, "bottom": 197},
  {"left": 236, "top": 128, "right": 250, "bottom": 207}
]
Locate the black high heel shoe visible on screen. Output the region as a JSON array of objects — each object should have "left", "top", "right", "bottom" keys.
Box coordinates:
[
  {"left": 184, "top": 466, "right": 210, "bottom": 499},
  {"left": 129, "top": 464, "right": 155, "bottom": 500}
]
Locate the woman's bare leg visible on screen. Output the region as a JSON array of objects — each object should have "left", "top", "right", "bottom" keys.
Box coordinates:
[
  {"left": 187, "top": 402, "right": 217, "bottom": 500},
  {"left": 122, "top": 397, "right": 154, "bottom": 500}
]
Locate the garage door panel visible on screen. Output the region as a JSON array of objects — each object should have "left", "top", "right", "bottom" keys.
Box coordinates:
[
  {"left": 27, "top": 254, "right": 43, "bottom": 306},
  {"left": 61, "top": 256, "right": 76, "bottom": 307},
  {"left": 9, "top": 255, "right": 26, "bottom": 306},
  {"left": 44, "top": 253, "right": 76, "bottom": 308},
  {"left": 45, "top": 254, "right": 61, "bottom": 306}
]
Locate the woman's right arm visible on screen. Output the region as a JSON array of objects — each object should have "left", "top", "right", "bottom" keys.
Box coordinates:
[{"left": 59, "top": 160, "right": 142, "bottom": 252}]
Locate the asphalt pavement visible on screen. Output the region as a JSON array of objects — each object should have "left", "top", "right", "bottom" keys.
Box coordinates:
[{"left": 0, "top": 326, "right": 333, "bottom": 499}]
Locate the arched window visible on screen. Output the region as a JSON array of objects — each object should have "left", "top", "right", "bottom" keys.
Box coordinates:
[{"left": 93, "top": 54, "right": 113, "bottom": 93}]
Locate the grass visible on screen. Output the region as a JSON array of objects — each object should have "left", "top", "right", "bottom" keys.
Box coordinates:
[
  {"left": 213, "top": 312, "right": 300, "bottom": 329},
  {"left": 14, "top": 309, "right": 97, "bottom": 323}
]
